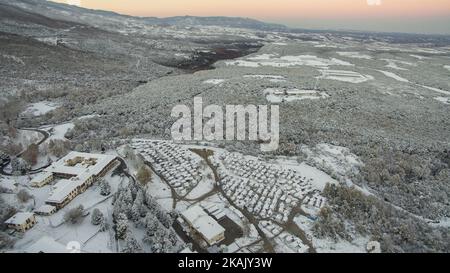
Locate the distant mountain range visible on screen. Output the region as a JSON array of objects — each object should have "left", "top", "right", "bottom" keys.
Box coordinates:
[
  {"left": 0, "top": 0, "right": 287, "bottom": 31},
  {"left": 143, "top": 16, "right": 288, "bottom": 31}
]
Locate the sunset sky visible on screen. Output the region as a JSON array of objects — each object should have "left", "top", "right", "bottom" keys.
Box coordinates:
[{"left": 52, "top": 0, "right": 450, "bottom": 34}]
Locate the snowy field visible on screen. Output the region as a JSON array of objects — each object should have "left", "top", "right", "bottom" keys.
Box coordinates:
[
  {"left": 376, "top": 70, "right": 409, "bottom": 82},
  {"left": 203, "top": 79, "right": 226, "bottom": 85},
  {"left": 336, "top": 52, "right": 372, "bottom": 60},
  {"left": 263, "top": 88, "right": 329, "bottom": 103},
  {"left": 21, "top": 101, "right": 59, "bottom": 117},
  {"left": 225, "top": 54, "right": 352, "bottom": 68},
  {"left": 318, "top": 70, "right": 373, "bottom": 83}
]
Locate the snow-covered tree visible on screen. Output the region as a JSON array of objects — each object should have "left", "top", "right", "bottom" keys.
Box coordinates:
[
  {"left": 113, "top": 191, "right": 132, "bottom": 220},
  {"left": 136, "top": 165, "right": 152, "bottom": 186},
  {"left": 158, "top": 211, "right": 173, "bottom": 229},
  {"left": 143, "top": 212, "right": 161, "bottom": 237},
  {"left": 22, "top": 143, "right": 39, "bottom": 166},
  {"left": 16, "top": 189, "right": 32, "bottom": 203},
  {"left": 123, "top": 188, "right": 133, "bottom": 205},
  {"left": 91, "top": 208, "right": 104, "bottom": 226},
  {"left": 64, "top": 205, "right": 84, "bottom": 224},
  {"left": 0, "top": 231, "right": 14, "bottom": 250},
  {"left": 121, "top": 233, "right": 142, "bottom": 253},
  {"left": 130, "top": 202, "right": 141, "bottom": 223},
  {"left": 115, "top": 213, "right": 128, "bottom": 239},
  {"left": 130, "top": 190, "right": 145, "bottom": 222},
  {"left": 99, "top": 179, "right": 111, "bottom": 196},
  {"left": 11, "top": 157, "right": 30, "bottom": 175}
]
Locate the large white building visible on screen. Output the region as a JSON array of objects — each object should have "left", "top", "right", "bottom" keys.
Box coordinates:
[
  {"left": 29, "top": 151, "right": 118, "bottom": 210},
  {"left": 181, "top": 205, "right": 225, "bottom": 246}
]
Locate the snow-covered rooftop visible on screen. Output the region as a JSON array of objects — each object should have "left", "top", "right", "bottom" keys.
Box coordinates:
[
  {"left": 44, "top": 152, "right": 117, "bottom": 204},
  {"left": 181, "top": 205, "right": 225, "bottom": 243},
  {"left": 47, "top": 178, "right": 82, "bottom": 203},
  {"left": 30, "top": 172, "right": 53, "bottom": 183},
  {"left": 46, "top": 151, "right": 116, "bottom": 177},
  {"left": 35, "top": 205, "right": 56, "bottom": 214},
  {"left": 5, "top": 212, "right": 34, "bottom": 225}
]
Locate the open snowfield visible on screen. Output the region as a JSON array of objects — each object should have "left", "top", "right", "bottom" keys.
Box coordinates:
[
  {"left": 337, "top": 52, "right": 372, "bottom": 60},
  {"left": 22, "top": 101, "right": 59, "bottom": 117},
  {"left": 263, "top": 88, "right": 329, "bottom": 103},
  {"left": 376, "top": 70, "right": 409, "bottom": 82},
  {"left": 43, "top": 122, "right": 75, "bottom": 142},
  {"left": 225, "top": 54, "right": 352, "bottom": 68},
  {"left": 434, "top": 97, "right": 450, "bottom": 104},
  {"left": 244, "top": 74, "right": 287, "bottom": 83},
  {"left": 318, "top": 70, "right": 373, "bottom": 83},
  {"left": 382, "top": 58, "right": 416, "bottom": 70},
  {"left": 203, "top": 79, "right": 226, "bottom": 85}
]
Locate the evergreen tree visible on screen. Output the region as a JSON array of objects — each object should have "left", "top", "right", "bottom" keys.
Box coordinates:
[
  {"left": 122, "top": 233, "right": 143, "bottom": 253},
  {"left": 99, "top": 179, "right": 111, "bottom": 196},
  {"left": 115, "top": 213, "right": 128, "bottom": 239},
  {"left": 91, "top": 208, "right": 104, "bottom": 226}
]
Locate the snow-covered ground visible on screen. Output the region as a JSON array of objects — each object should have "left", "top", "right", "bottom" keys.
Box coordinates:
[
  {"left": 294, "top": 214, "right": 369, "bottom": 253},
  {"left": 376, "top": 70, "right": 409, "bottom": 82},
  {"left": 299, "top": 143, "right": 365, "bottom": 189},
  {"left": 244, "top": 74, "right": 286, "bottom": 83},
  {"left": 409, "top": 54, "right": 429, "bottom": 60},
  {"left": 76, "top": 114, "right": 101, "bottom": 120},
  {"left": 1, "top": 54, "right": 25, "bottom": 65},
  {"left": 382, "top": 59, "right": 415, "bottom": 70},
  {"left": 203, "top": 79, "right": 226, "bottom": 85},
  {"left": 263, "top": 88, "right": 329, "bottom": 103},
  {"left": 225, "top": 54, "right": 352, "bottom": 68},
  {"left": 0, "top": 129, "right": 43, "bottom": 150},
  {"left": 318, "top": 70, "right": 373, "bottom": 83},
  {"left": 43, "top": 122, "right": 75, "bottom": 142},
  {"left": 336, "top": 52, "right": 372, "bottom": 60},
  {"left": 22, "top": 101, "right": 59, "bottom": 117},
  {"left": 434, "top": 97, "right": 450, "bottom": 105},
  {"left": 272, "top": 157, "right": 338, "bottom": 192}
]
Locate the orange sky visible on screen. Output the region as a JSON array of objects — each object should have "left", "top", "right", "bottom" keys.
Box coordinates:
[{"left": 52, "top": 0, "right": 450, "bottom": 34}]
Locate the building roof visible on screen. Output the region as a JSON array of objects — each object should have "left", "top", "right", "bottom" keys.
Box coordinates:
[
  {"left": 46, "top": 151, "right": 116, "bottom": 178},
  {"left": 30, "top": 172, "right": 53, "bottom": 184},
  {"left": 25, "top": 236, "right": 68, "bottom": 253},
  {"left": 181, "top": 205, "right": 225, "bottom": 243},
  {"left": 47, "top": 178, "right": 83, "bottom": 204},
  {"left": 35, "top": 205, "right": 56, "bottom": 214},
  {"left": 44, "top": 152, "right": 117, "bottom": 204},
  {"left": 5, "top": 212, "right": 34, "bottom": 225}
]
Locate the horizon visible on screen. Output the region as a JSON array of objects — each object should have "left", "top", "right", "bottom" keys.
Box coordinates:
[{"left": 50, "top": 0, "right": 450, "bottom": 35}]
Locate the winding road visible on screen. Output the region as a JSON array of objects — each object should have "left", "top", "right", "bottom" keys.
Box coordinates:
[{"left": 0, "top": 128, "right": 50, "bottom": 176}]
